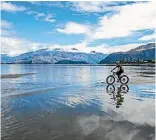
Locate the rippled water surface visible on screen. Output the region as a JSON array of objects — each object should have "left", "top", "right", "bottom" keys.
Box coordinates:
[{"left": 1, "top": 64, "right": 155, "bottom": 140}]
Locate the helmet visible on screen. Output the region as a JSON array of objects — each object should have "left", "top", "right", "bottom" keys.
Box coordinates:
[{"left": 116, "top": 61, "right": 120, "bottom": 64}]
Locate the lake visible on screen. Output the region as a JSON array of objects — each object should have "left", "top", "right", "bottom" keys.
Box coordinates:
[{"left": 1, "top": 64, "right": 155, "bottom": 140}]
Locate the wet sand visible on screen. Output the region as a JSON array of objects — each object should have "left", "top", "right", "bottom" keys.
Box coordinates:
[
  {"left": 129, "top": 78, "right": 155, "bottom": 85},
  {"left": 1, "top": 73, "right": 35, "bottom": 79},
  {"left": 1, "top": 88, "right": 55, "bottom": 98}
]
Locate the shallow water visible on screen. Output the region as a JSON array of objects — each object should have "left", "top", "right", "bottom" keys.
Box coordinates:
[{"left": 1, "top": 64, "right": 155, "bottom": 140}]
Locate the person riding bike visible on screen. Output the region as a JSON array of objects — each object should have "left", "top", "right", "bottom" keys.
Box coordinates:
[{"left": 111, "top": 61, "right": 124, "bottom": 81}]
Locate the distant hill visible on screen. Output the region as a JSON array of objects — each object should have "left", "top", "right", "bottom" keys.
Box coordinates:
[
  {"left": 1, "top": 48, "right": 107, "bottom": 64},
  {"left": 1, "top": 54, "right": 12, "bottom": 63},
  {"left": 99, "top": 43, "right": 155, "bottom": 64}
]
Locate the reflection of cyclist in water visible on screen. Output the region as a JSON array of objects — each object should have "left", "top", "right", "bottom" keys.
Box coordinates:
[
  {"left": 111, "top": 61, "right": 124, "bottom": 81},
  {"left": 116, "top": 87, "right": 124, "bottom": 108},
  {"left": 106, "top": 84, "right": 128, "bottom": 108}
]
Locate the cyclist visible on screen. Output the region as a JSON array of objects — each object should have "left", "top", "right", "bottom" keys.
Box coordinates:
[{"left": 111, "top": 61, "right": 124, "bottom": 81}]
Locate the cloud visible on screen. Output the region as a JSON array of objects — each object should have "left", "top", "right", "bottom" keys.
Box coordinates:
[
  {"left": 44, "top": 14, "right": 55, "bottom": 23},
  {"left": 139, "top": 33, "right": 155, "bottom": 41},
  {"left": 26, "top": 11, "right": 38, "bottom": 15},
  {"left": 1, "top": 20, "right": 16, "bottom": 36},
  {"left": 1, "top": 20, "right": 141, "bottom": 56},
  {"left": 1, "top": 29, "right": 16, "bottom": 37},
  {"left": 57, "top": 22, "right": 90, "bottom": 35},
  {"left": 1, "top": 2, "right": 153, "bottom": 56},
  {"left": 1, "top": 2, "right": 26, "bottom": 12},
  {"left": 1, "top": 36, "right": 47, "bottom": 56},
  {"left": 69, "top": 2, "right": 115, "bottom": 13},
  {"left": 1, "top": 34, "right": 142, "bottom": 56},
  {"left": 48, "top": 42, "right": 141, "bottom": 54},
  {"left": 35, "top": 13, "right": 45, "bottom": 19},
  {"left": 1, "top": 20, "right": 12, "bottom": 29},
  {"left": 90, "top": 43, "right": 143, "bottom": 54},
  {"left": 69, "top": 1, "right": 136, "bottom": 13},
  {"left": 28, "top": 1, "right": 41, "bottom": 5},
  {"left": 29, "top": 1, "right": 64, "bottom": 8},
  {"left": 1, "top": 20, "right": 46, "bottom": 56},
  {"left": 26, "top": 11, "right": 55, "bottom": 23},
  {"left": 49, "top": 42, "right": 89, "bottom": 52},
  {"left": 90, "top": 1, "right": 155, "bottom": 40},
  {"left": 45, "top": 2, "right": 64, "bottom": 8},
  {"left": 57, "top": 2, "right": 155, "bottom": 42}
]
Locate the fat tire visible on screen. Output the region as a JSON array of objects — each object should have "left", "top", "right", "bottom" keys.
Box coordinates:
[
  {"left": 120, "top": 85, "right": 129, "bottom": 93},
  {"left": 120, "top": 75, "right": 129, "bottom": 84},
  {"left": 106, "top": 85, "right": 115, "bottom": 93},
  {"left": 106, "top": 75, "right": 115, "bottom": 85}
]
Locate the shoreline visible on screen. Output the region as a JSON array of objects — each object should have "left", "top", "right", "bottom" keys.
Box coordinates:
[{"left": 1, "top": 63, "right": 155, "bottom": 66}]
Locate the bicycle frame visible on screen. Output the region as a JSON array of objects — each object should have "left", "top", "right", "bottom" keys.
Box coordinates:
[{"left": 112, "top": 72, "right": 119, "bottom": 81}]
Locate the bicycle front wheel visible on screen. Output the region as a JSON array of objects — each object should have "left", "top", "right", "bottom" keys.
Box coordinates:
[
  {"left": 106, "top": 85, "right": 115, "bottom": 93},
  {"left": 106, "top": 75, "right": 115, "bottom": 84}
]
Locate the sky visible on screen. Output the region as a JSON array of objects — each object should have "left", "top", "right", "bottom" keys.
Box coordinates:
[{"left": 1, "top": 1, "right": 155, "bottom": 56}]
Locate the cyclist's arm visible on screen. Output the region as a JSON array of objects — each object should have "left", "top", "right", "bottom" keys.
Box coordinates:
[{"left": 111, "top": 66, "right": 117, "bottom": 71}]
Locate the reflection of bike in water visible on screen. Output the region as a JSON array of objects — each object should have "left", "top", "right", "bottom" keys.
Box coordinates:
[
  {"left": 106, "top": 84, "right": 129, "bottom": 93},
  {"left": 106, "top": 72, "right": 129, "bottom": 85},
  {"left": 106, "top": 84, "right": 129, "bottom": 108}
]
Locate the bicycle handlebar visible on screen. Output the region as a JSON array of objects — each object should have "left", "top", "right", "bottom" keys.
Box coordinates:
[{"left": 111, "top": 71, "right": 116, "bottom": 73}]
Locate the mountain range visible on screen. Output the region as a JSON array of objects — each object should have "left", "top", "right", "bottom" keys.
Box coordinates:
[
  {"left": 1, "top": 48, "right": 107, "bottom": 64},
  {"left": 99, "top": 43, "right": 155, "bottom": 64},
  {"left": 1, "top": 43, "right": 155, "bottom": 64}
]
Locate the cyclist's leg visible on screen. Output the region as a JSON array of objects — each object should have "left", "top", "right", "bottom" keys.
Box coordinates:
[
  {"left": 119, "top": 71, "right": 124, "bottom": 78},
  {"left": 116, "top": 71, "right": 122, "bottom": 81},
  {"left": 116, "top": 71, "right": 120, "bottom": 81}
]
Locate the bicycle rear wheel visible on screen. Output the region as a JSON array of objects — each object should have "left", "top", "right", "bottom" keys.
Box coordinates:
[
  {"left": 120, "top": 75, "right": 129, "bottom": 84},
  {"left": 120, "top": 85, "right": 129, "bottom": 93},
  {"left": 106, "top": 75, "right": 115, "bottom": 84}
]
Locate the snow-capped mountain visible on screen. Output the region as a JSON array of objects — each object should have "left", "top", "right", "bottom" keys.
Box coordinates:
[
  {"left": 51, "top": 47, "right": 79, "bottom": 52},
  {"left": 128, "top": 43, "right": 155, "bottom": 52},
  {"left": 99, "top": 43, "right": 155, "bottom": 64},
  {"left": 1, "top": 48, "right": 107, "bottom": 64}
]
